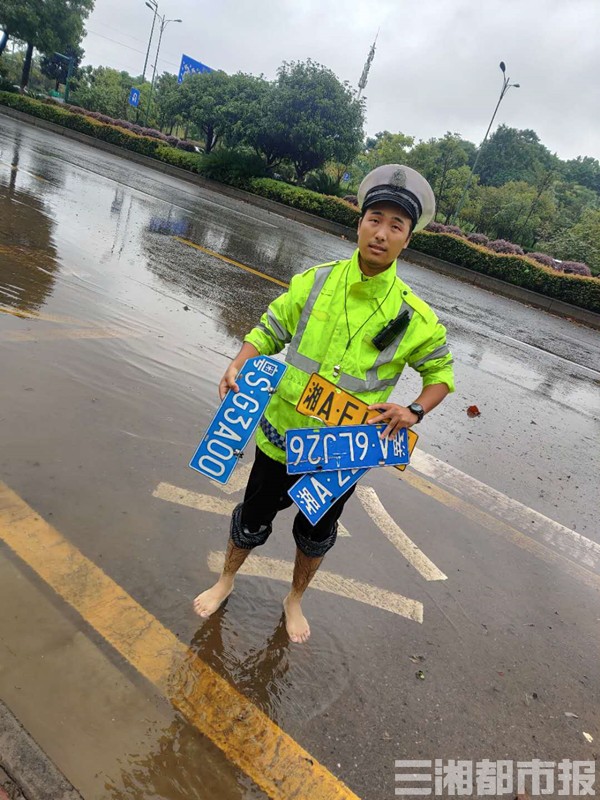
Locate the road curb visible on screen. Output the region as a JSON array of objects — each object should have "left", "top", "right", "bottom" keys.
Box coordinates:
[
  {"left": 1, "top": 105, "right": 599, "bottom": 330},
  {"left": 0, "top": 701, "right": 83, "bottom": 800}
]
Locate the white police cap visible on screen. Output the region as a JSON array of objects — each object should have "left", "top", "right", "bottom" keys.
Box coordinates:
[{"left": 357, "top": 164, "right": 436, "bottom": 231}]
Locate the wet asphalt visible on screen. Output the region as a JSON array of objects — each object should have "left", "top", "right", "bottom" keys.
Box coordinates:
[{"left": 0, "top": 114, "right": 599, "bottom": 800}]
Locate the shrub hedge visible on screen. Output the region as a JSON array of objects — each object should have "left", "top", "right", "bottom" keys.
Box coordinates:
[
  {"left": 248, "top": 178, "right": 360, "bottom": 227},
  {"left": 410, "top": 232, "right": 600, "bottom": 313},
  {"left": 1, "top": 91, "right": 598, "bottom": 314}
]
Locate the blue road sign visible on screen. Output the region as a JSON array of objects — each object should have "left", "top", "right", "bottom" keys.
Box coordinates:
[
  {"left": 286, "top": 424, "right": 409, "bottom": 474},
  {"left": 288, "top": 467, "right": 367, "bottom": 526},
  {"left": 189, "top": 356, "right": 286, "bottom": 485},
  {"left": 128, "top": 87, "right": 140, "bottom": 108},
  {"left": 178, "top": 54, "right": 215, "bottom": 84},
  {"left": 342, "top": 172, "right": 350, "bottom": 182}
]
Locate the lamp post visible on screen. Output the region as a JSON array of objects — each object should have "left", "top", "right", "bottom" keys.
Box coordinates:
[
  {"left": 142, "top": 0, "right": 158, "bottom": 81},
  {"left": 451, "top": 62, "right": 520, "bottom": 223},
  {"left": 144, "top": 14, "right": 182, "bottom": 125}
]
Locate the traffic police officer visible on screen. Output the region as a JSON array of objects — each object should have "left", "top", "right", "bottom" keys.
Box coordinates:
[{"left": 194, "top": 164, "right": 455, "bottom": 643}]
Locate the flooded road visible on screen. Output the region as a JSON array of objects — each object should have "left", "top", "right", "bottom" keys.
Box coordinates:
[{"left": 1, "top": 114, "right": 599, "bottom": 800}]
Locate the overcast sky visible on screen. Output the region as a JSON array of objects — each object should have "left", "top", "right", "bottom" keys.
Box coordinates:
[{"left": 81, "top": 0, "right": 600, "bottom": 162}]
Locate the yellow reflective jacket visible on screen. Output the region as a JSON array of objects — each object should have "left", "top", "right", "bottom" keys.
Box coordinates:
[{"left": 244, "top": 248, "right": 455, "bottom": 463}]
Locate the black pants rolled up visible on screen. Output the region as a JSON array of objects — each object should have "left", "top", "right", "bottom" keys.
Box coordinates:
[{"left": 229, "top": 447, "right": 356, "bottom": 558}]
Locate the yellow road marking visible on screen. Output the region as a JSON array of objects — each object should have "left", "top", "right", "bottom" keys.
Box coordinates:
[
  {"left": 0, "top": 481, "right": 360, "bottom": 800},
  {"left": 153, "top": 480, "right": 351, "bottom": 535},
  {"left": 399, "top": 470, "right": 600, "bottom": 592},
  {"left": 175, "top": 237, "right": 289, "bottom": 287},
  {"left": 0, "top": 160, "right": 48, "bottom": 182},
  {"left": 1, "top": 327, "right": 135, "bottom": 342},
  {"left": 356, "top": 485, "right": 447, "bottom": 581},
  {"left": 0, "top": 303, "right": 83, "bottom": 326},
  {"left": 208, "top": 551, "right": 423, "bottom": 622}
]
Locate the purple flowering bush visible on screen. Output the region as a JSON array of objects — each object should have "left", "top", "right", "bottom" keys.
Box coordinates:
[
  {"left": 425, "top": 221, "right": 447, "bottom": 233},
  {"left": 527, "top": 252, "right": 559, "bottom": 269},
  {"left": 424, "top": 222, "right": 465, "bottom": 236},
  {"left": 487, "top": 239, "right": 525, "bottom": 256},
  {"left": 57, "top": 101, "right": 196, "bottom": 150},
  {"left": 466, "top": 232, "right": 489, "bottom": 246},
  {"left": 559, "top": 261, "right": 592, "bottom": 276},
  {"left": 443, "top": 225, "right": 465, "bottom": 237}
]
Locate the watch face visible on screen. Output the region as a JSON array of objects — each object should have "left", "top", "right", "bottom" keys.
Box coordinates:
[{"left": 409, "top": 403, "right": 424, "bottom": 420}]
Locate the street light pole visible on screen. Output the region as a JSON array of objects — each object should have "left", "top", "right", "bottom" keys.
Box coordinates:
[
  {"left": 142, "top": 0, "right": 158, "bottom": 82},
  {"left": 144, "top": 14, "right": 182, "bottom": 126},
  {"left": 451, "top": 62, "right": 520, "bottom": 224}
]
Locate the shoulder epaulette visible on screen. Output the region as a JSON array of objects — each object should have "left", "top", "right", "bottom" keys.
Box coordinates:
[
  {"left": 399, "top": 285, "right": 437, "bottom": 324},
  {"left": 313, "top": 260, "right": 341, "bottom": 270}
]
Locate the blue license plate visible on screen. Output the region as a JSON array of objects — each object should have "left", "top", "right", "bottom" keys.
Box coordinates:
[
  {"left": 288, "top": 468, "right": 367, "bottom": 526},
  {"left": 189, "top": 356, "right": 286, "bottom": 484},
  {"left": 285, "top": 424, "right": 409, "bottom": 474}
]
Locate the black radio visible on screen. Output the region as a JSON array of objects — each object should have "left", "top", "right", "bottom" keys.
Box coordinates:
[{"left": 372, "top": 309, "right": 410, "bottom": 351}]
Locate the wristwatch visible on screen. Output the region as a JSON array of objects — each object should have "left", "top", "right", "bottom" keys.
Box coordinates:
[{"left": 407, "top": 403, "right": 425, "bottom": 423}]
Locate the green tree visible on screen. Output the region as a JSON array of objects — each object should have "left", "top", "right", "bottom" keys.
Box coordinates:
[
  {"left": 552, "top": 180, "right": 599, "bottom": 230},
  {"left": 73, "top": 66, "right": 138, "bottom": 118},
  {"left": 541, "top": 208, "right": 600, "bottom": 275},
  {"left": 39, "top": 42, "right": 83, "bottom": 91},
  {"left": 462, "top": 180, "right": 556, "bottom": 244},
  {"left": 179, "top": 70, "right": 266, "bottom": 153},
  {"left": 562, "top": 156, "right": 600, "bottom": 196},
  {"left": 364, "top": 131, "right": 414, "bottom": 167},
  {"left": 261, "top": 59, "right": 364, "bottom": 183},
  {"left": 405, "top": 133, "right": 471, "bottom": 220},
  {"left": 220, "top": 72, "right": 270, "bottom": 148},
  {"left": 345, "top": 131, "right": 415, "bottom": 189},
  {"left": 0, "top": 0, "right": 94, "bottom": 89},
  {"left": 476, "top": 124, "right": 559, "bottom": 187},
  {"left": 153, "top": 72, "right": 181, "bottom": 132}
]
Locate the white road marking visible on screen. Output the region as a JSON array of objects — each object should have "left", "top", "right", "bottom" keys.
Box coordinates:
[
  {"left": 152, "top": 480, "right": 350, "bottom": 536},
  {"left": 207, "top": 550, "right": 423, "bottom": 623},
  {"left": 355, "top": 485, "right": 447, "bottom": 582},
  {"left": 215, "top": 462, "right": 253, "bottom": 494},
  {"left": 409, "top": 450, "right": 600, "bottom": 571},
  {"left": 153, "top": 482, "right": 235, "bottom": 516}
]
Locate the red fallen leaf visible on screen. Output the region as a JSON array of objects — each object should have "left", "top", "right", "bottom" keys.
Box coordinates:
[{"left": 467, "top": 405, "right": 481, "bottom": 417}]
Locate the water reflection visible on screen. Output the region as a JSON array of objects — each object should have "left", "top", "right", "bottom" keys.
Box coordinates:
[
  {"left": 104, "top": 713, "right": 263, "bottom": 800},
  {"left": 185, "top": 600, "right": 350, "bottom": 727},
  {"left": 142, "top": 223, "right": 283, "bottom": 343},
  {"left": 185, "top": 217, "right": 303, "bottom": 286},
  {"left": 102, "top": 603, "right": 350, "bottom": 800},
  {"left": 0, "top": 139, "right": 59, "bottom": 311}
]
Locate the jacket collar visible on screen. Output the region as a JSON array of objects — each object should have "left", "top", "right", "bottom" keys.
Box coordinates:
[{"left": 347, "top": 248, "right": 399, "bottom": 298}]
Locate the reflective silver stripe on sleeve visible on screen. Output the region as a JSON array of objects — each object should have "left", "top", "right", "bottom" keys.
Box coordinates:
[
  {"left": 257, "top": 322, "right": 279, "bottom": 346},
  {"left": 412, "top": 344, "right": 450, "bottom": 369},
  {"left": 266, "top": 309, "right": 291, "bottom": 343},
  {"left": 285, "top": 263, "right": 337, "bottom": 374},
  {"left": 288, "top": 264, "right": 337, "bottom": 349},
  {"left": 285, "top": 350, "right": 321, "bottom": 373}
]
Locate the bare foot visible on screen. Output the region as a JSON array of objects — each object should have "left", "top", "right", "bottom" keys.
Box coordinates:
[
  {"left": 283, "top": 594, "right": 311, "bottom": 643},
  {"left": 193, "top": 578, "right": 233, "bottom": 618}
]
